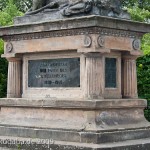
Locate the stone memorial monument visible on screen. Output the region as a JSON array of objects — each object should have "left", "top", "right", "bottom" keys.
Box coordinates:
[{"left": 0, "top": 0, "right": 150, "bottom": 149}]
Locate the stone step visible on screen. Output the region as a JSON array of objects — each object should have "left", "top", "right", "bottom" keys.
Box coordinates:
[
  {"left": 0, "top": 136, "right": 150, "bottom": 150},
  {"left": 0, "top": 125, "right": 150, "bottom": 144}
]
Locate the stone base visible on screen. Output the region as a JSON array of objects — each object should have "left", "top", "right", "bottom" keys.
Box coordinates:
[
  {"left": 14, "top": 10, "right": 130, "bottom": 26},
  {"left": 0, "top": 125, "right": 150, "bottom": 145},
  {"left": 0, "top": 135, "right": 150, "bottom": 150},
  {"left": 0, "top": 98, "right": 150, "bottom": 149},
  {"left": 14, "top": 10, "right": 97, "bottom": 25},
  {"left": 14, "top": 9, "right": 63, "bottom": 25}
]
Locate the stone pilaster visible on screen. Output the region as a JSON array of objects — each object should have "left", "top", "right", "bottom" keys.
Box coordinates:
[
  {"left": 7, "top": 58, "right": 22, "bottom": 98},
  {"left": 84, "top": 53, "right": 104, "bottom": 99},
  {"left": 123, "top": 56, "right": 138, "bottom": 98}
]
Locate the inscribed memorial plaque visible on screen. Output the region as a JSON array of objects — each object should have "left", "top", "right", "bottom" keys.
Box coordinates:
[
  {"left": 105, "top": 58, "right": 117, "bottom": 88},
  {"left": 28, "top": 58, "right": 80, "bottom": 87}
]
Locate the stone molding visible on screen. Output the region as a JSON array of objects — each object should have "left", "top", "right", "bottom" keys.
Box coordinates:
[
  {"left": 1, "top": 15, "right": 149, "bottom": 41},
  {"left": 6, "top": 57, "right": 22, "bottom": 62},
  {"left": 3, "top": 27, "right": 142, "bottom": 42},
  {"left": 0, "top": 98, "right": 147, "bottom": 109}
]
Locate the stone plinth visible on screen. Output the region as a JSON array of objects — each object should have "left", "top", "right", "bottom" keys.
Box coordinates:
[
  {"left": 0, "top": 15, "right": 150, "bottom": 149},
  {"left": 0, "top": 98, "right": 149, "bottom": 150}
]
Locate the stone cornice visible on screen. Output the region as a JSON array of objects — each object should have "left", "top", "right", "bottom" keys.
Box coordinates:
[
  {"left": 0, "top": 15, "right": 149, "bottom": 40},
  {"left": 2, "top": 27, "right": 143, "bottom": 42}
]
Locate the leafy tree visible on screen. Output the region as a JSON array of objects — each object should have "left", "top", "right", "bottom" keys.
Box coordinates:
[
  {"left": 122, "top": 0, "right": 150, "bottom": 11},
  {"left": 0, "top": 38, "right": 8, "bottom": 98},
  {"left": 0, "top": 0, "right": 23, "bottom": 97},
  {"left": 137, "top": 55, "right": 150, "bottom": 100},
  {"left": 128, "top": 5, "right": 150, "bottom": 101},
  {"left": 12, "top": 0, "right": 32, "bottom": 12},
  {"left": 0, "top": 0, "right": 23, "bottom": 26},
  {"left": 0, "top": 0, "right": 7, "bottom": 10},
  {"left": 126, "top": 1, "right": 150, "bottom": 121},
  {"left": 0, "top": 0, "right": 32, "bottom": 12},
  {"left": 127, "top": 4, "right": 150, "bottom": 23},
  {"left": 142, "top": 33, "right": 150, "bottom": 55}
]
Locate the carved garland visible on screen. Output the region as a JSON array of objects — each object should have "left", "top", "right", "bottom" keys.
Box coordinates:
[{"left": 3, "top": 27, "right": 142, "bottom": 42}]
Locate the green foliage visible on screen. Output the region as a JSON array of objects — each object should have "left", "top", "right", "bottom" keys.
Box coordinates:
[
  {"left": 12, "top": 0, "right": 32, "bottom": 13},
  {"left": 122, "top": 0, "right": 150, "bottom": 11},
  {"left": 137, "top": 37, "right": 150, "bottom": 122},
  {"left": 0, "top": 39, "right": 4, "bottom": 54},
  {"left": 0, "top": 39, "right": 7, "bottom": 98},
  {"left": 127, "top": 1, "right": 150, "bottom": 101},
  {"left": 124, "top": 1, "right": 150, "bottom": 121},
  {"left": 127, "top": 5, "right": 150, "bottom": 23},
  {"left": 0, "top": 0, "right": 23, "bottom": 26},
  {"left": 128, "top": 2, "right": 150, "bottom": 101},
  {"left": 0, "top": 0, "right": 23, "bottom": 98},
  {"left": 0, "top": 0, "right": 32, "bottom": 12},
  {"left": 0, "top": 57, "right": 8, "bottom": 98},
  {"left": 145, "top": 101, "right": 150, "bottom": 122},
  {"left": 144, "top": 107, "right": 150, "bottom": 122},
  {"left": 142, "top": 33, "right": 150, "bottom": 55},
  {"left": 137, "top": 55, "right": 150, "bottom": 100},
  {"left": 0, "top": 0, "right": 7, "bottom": 10}
]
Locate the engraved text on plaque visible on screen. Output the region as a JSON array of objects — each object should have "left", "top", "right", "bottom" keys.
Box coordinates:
[{"left": 28, "top": 58, "right": 80, "bottom": 87}]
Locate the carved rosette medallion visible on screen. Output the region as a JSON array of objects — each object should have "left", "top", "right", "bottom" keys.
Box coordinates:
[
  {"left": 132, "top": 39, "right": 141, "bottom": 50},
  {"left": 84, "top": 35, "right": 92, "bottom": 47},
  {"left": 6, "top": 42, "right": 13, "bottom": 53},
  {"left": 97, "top": 36, "right": 105, "bottom": 47}
]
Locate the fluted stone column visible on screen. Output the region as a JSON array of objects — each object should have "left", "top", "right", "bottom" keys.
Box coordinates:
[
  {"left": 7, "top": 58, "right": 22, "bottom": 98},
  {"left": 123, "top": 56, "right": 138, "bottom": 98},
  {"left": 85, "top": 53, "right": 104, "bottom": 99}
]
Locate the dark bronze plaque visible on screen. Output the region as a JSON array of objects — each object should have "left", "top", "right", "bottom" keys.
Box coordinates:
[
  {"left": 28, "top": 58, "right": 80, "bottom": 87},
  {"left": 105, "top": 58, "right": 117, "bottom": 88}
]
